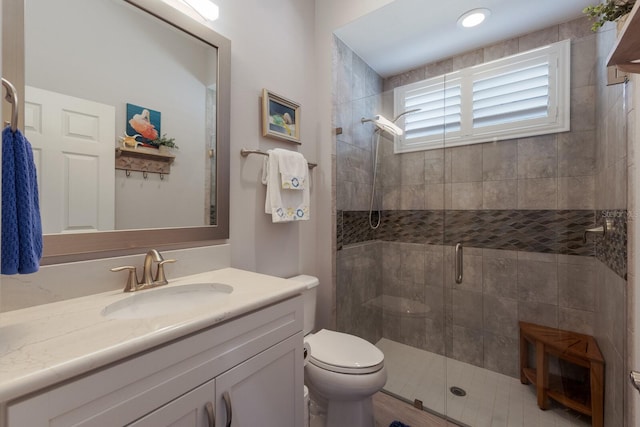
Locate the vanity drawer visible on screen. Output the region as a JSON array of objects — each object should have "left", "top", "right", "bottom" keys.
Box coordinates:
[{"left": 7, "top": 295, "right": 303, "bottom": 427}]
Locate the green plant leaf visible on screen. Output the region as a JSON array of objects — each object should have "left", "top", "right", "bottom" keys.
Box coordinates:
[
  {"left": 583, "top": 0, "right": 635, "bottom": 31},
  {"left": 149, "top": 133, "right": 179, "bottom": 149}
]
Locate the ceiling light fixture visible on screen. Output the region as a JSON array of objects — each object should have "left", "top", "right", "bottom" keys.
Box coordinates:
[{"left": 458, "top": 8, "right": 491, "bottom": 28}]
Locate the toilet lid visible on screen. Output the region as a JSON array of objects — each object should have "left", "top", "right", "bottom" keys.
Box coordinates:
[{"left": 305, "top": 329, "right": 384, "bottom": 374}]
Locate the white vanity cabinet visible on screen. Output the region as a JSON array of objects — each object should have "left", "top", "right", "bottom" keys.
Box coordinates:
[
  {"left": 128, "top": 379, "right": 217, "bottom": 427},
  {"left": 6, "top": 296, "right": 304, "bottom": 427},
  {"left": 213, "top": 334, "right": 301, "bottom": 426}
]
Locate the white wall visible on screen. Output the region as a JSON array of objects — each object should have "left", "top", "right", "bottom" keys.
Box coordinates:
[{"left": 210, "top": 0, "right": 321, "bottom": 307}]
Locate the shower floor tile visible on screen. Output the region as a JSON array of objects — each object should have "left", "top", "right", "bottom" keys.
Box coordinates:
[{"left": 376, "top": 338, "right": 591, "bottom": 427}]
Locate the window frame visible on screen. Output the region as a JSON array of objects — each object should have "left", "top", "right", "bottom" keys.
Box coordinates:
[{"left": 394, "top": 39, "right": 571, "bottom": 153}]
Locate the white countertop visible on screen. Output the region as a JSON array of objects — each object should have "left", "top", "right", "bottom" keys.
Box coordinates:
[{"left": 0, "top": 268, "right": 306, "bottom": 403}]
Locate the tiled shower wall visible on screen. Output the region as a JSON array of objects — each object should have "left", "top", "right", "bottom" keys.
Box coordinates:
[
  {"left": 594, "top": 22, "right": 629, "bottom": 427},
  {"left": 334, "top": 17, "right": 628, "bottom": 425},
  {"left": 333, "top": 34, "right": 384, "bottom": 343}
]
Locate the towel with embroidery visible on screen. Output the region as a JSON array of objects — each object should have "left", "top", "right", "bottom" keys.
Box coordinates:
[
  {"left": 272, "top": 148, "right": 308, "bottom": 190},
  {"left": 262, "top": 150, "right": 310, "bottom": 222}
]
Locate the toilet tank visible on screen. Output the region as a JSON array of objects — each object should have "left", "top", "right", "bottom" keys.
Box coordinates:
[{"left": 288, "top": 275, "right": 319, "bottom": 335}]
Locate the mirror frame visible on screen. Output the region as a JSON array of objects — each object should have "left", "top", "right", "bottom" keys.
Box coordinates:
[{"left": 7, "top": 0, "right": 230, "bottom": 264}]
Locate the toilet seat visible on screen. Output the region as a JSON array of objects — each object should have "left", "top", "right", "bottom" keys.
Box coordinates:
[{"left": 305, "top": 329, "right": 384, "bottom": 374}]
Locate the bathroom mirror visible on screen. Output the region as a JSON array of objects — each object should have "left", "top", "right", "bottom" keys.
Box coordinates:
[{"left": 4, "top": 0, "right": 230, "bottom": 263}]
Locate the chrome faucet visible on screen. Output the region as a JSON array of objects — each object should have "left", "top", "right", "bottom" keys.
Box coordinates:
[
  {"left": 111, "top": 249, "right": 176, "bottom": 292},
  {"left": 142, "top": 249, "right": 164, "bottom": 287}
]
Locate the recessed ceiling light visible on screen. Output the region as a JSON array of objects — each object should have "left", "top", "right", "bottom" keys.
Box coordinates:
[{"left": 458, "top": 8, "right": 491, "bottom": 28}]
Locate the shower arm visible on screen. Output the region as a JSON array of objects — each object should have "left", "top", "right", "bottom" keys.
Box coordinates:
[
  {"left": 360, "top": 108, "right": 422, "bottom": 126},
  {"left": 392, "top": 108, "right": 421, "bottom": 122}
]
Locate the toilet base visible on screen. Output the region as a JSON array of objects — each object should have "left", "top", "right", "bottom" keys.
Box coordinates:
[
  {"left": 309, "top": 397, "right": 326, "bottom": 427},
  {"left": 326, "top": 397, "right": 374, "bottom": 427},
  {"left": 308, "top": 389, "right": 375, "bottom": 427}
]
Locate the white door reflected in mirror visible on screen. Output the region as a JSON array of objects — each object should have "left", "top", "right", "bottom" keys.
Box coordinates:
[{"left": 26, "top": 87, "right": 116, "bottom": 234}]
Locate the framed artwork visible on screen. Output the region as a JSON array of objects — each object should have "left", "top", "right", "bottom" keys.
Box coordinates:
[
  {"left": 126, "top": 103, "right": 161, "bottom": 146},
  {"left": 262, "top": 88, "right": 300, "bottom": 144}
]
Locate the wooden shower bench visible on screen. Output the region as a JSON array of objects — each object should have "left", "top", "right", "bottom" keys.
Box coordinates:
[{"left": 519, "top": 321, "right": 604, "bottom": 427}]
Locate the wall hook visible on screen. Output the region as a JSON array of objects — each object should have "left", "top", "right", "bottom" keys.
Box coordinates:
[
  {"left": 125, "top": 169, "right": 131, "bottom": 178},
  {"left": 160, "top": 173, "right": 164, "bottom": 180},
  {"left": 143, "top": 171, "right": 148, "bottom": 180}
]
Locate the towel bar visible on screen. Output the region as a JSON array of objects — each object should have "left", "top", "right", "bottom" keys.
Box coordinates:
[
  {"left": 1, "top": 78, "right": 18, "bottom": 132},
  {"left": 240, "top": 148, "right": 317, "bottom": 169}
]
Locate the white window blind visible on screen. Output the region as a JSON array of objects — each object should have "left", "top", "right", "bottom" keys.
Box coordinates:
[
  {"left": 394, "top": 39, "right": 570, "bottom": 153},
  {"left": 473, "top": 62, "right": 550, "bottom": 128},
  {"left": 403, "top": 76, "right": 461, "bottom": 141}
]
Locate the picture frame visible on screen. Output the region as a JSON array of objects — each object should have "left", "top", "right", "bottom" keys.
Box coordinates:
[
  {"left": 126, "top": 103, "right": 161, "bottom": 145},
  {"left": 262, "top": 88, "right": 301, "bottom": 144}
]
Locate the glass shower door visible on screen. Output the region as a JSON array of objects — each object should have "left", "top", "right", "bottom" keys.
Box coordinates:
[{"left": 440, "top": 67, "right": 599, "bottom": 426}]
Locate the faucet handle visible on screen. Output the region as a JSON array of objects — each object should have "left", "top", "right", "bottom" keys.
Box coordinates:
[
  {"left": 154, "top": 258, "right": 177, "bottom": 285},
  {"left": 110, "top": 265, "right": 139, "bottom": 292}
]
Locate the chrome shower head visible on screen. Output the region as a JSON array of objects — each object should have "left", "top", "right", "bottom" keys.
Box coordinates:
[
  {"left": 361, "top": 109, "right": 422, "bottom": 137},
  {"left": 361, "top": 114, "right": 404, "bottom": 136}
]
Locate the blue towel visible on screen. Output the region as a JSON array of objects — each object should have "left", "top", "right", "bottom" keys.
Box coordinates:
[
  {"left": 390, "top": 422, "right": 410, "bottom": 427},
  {"left": 2, "top": 127, "right": 42, "bottom": 274}
]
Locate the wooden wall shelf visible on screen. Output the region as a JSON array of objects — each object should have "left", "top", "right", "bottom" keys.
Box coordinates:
[
  {"left": 115, "top": 146, "right": 175, "bottom": 175},
  {"left": 607, "top": 1, "right": 640, "bottom": 73}
]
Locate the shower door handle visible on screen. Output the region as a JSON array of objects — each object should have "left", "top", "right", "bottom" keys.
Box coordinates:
[{"left": 455, "top": 243, "right": 463, "bottom": 284}]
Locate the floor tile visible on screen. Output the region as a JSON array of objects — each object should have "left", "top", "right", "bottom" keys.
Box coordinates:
[{"left": 376, "top": 338, "right": 591, "bottom": 427}]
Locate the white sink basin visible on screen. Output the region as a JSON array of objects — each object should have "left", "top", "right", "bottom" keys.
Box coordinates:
[{"left": 101, "top": 283, "right": 234, "bottom": 319}]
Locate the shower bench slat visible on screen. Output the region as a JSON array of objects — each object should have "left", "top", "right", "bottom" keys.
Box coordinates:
[{"left": 519, "top": 321, "right": 604, "bottom": 427}]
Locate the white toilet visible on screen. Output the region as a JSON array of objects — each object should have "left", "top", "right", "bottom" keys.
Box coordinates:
[{"left": 289, "top": 275, "right": 387, "bottom": 427}]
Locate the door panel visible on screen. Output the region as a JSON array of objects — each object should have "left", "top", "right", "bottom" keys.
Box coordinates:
[{"left": 25, "top": 86, "right": 115, "bottom": 233}]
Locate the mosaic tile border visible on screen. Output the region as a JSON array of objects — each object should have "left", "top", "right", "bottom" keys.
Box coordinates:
[
  {"left": 338, "top": 209, "right": 598, "bottom": 256},
  {"left": 443, "top": 210, "right": 595, "bottom": 256},
  {"left": 595, "top": 210, "right": 627, "bottom": 280},
  {"left": 337, "top": 209, "right": 628, "bottom": 279},
  {"left": 340, "top": 211, "right": 376, "bottom": 248}
]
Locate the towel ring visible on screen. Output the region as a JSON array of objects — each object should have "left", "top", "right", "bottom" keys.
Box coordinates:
[{"left": 1, "top": 78, "right": 19, "bottom": 132}]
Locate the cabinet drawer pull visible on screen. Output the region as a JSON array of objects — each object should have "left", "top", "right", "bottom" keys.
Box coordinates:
[
  {"left": 205, "top": 401, "right": 215, "bottom": 427},
  {"left": 223, "top": 391, "right": 232, "bottom": 427}
]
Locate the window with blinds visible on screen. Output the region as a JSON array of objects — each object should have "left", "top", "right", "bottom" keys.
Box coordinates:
[{"left": 394, "top": 39, "right": 570, "bottom": 153}]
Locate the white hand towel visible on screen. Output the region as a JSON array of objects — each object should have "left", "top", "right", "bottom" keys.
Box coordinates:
[
  {"left": 262, "top": 150, "right": 310, "bottom": 222},
  {"left": 272, "top": 148, "right": 307, "bottom": 190}
]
